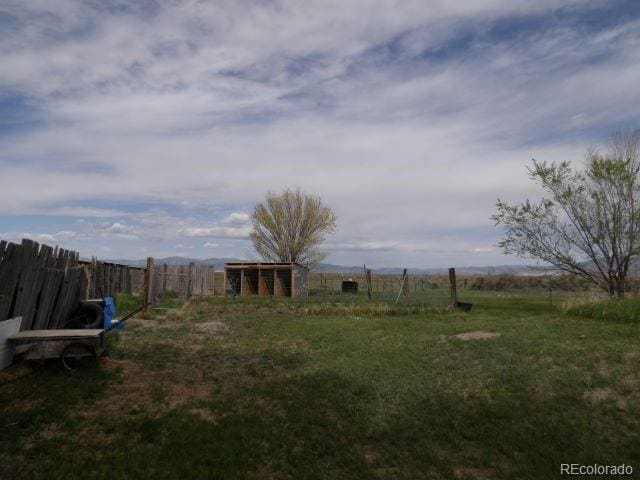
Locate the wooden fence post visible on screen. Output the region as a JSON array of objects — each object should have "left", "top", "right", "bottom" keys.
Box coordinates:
[
  {"left": 402, "top": 269, "right": 409, "bottom": 301},
  {"left": 142, "top": 257, "right": 154, "bottom": 315},
  {"left": 162, "top": 263, "right": 167, "bottom": 295},
  {"left": 395, "top": 269, "right": 409, "bottom": 304},
  {"left": 449, "top": 267, "right": 458, "bottom": 308},
  {"left": 223, "top": 268, "right": 227, "bottom": 297},
  {"left": 366, "top": 268, "right": 373, "bottom": 300},
  {"left": 187, "top": 262, "right": 195, "bottom": 299}
]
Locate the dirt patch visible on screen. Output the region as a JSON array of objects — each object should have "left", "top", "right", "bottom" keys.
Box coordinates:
[
  {"left": 274, "top": 339, "right": 310, "bottom": 354},
  {"left": 2, "top": 396, "right": 44, "bottom": 414},
  {"left": 40, "top": 422, "right": 65, "bottom": 439},
  {"left": 166, "top": 381, "right": 213, "bottom": 408},
  {"left": 188, "top": 407, "right": 221, "bottom": 424},
  {"left": 584, "top": 387, "right": 616, "bottom": 401},
  {"left": 453, "top": 331, "right": 500, "bottom": 341},
  {"left": 99, "top": 356, "right": 129, "bottom": 367},
  {"left": 79, "top": 319, "right": 289, "bottom": 427},
  {"left": 596, "top": 362, "right": 612, "bottom": 378},
  {"left": 79, "top": 360, "right": 155, "bottom": 418},
  {"left": 81, "top": 358, "right": 218, "bottom": 420},
  {"left": 583, "top": 388, "right": 628, "bottom": 409},
  {"left": 180, "top": 333, "right": 208, "bottom": 352},
  {"left": 194, "top": 321, "right": 228, "bottom": 335},
  {"left": 129, "top": 319, "right": 160, "bottom": 328},
  {"left": 361, "top": 444, "right": 380, "bottom": 464},
  {"left": 94, "top": 334, "right": 291, "bottom": 418}
]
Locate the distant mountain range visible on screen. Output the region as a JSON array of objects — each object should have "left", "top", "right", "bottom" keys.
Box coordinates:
[
  {"left": 107, "top": 256, "right": 550, "bottom": 275},
  {"left": 108, "top": 256, "right": 241, "bottom": 269}
]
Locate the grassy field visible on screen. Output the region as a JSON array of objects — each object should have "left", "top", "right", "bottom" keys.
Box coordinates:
[{"left": 1, "top": 291, "right": 638, "bottom": 479}]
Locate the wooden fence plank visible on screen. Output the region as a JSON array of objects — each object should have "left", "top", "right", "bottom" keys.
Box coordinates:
[
  {"left": 32, "top": 269, "right": 64, "bottom": 330},
  {"left": 0, "top": 243, "right": 22, "bottom": 320}
]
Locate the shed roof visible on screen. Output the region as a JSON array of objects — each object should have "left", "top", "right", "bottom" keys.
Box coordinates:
[{"left": 224, "top": 262, "right": 306, "bottom": 270}]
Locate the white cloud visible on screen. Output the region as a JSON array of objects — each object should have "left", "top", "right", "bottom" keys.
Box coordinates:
[
  {"left": 203, "top": 242, "right": 219, "bottom": 248},
  {"left": 1, "top": 0, "right": 638, "bottom": 266},
  {"left": 0, "top": 230, "right": 85, "bottom": 244},
  {"left": 221, "top": 212, "right": 250, "bottom": 226},
  {"left": 92, "top": 222, "right": 139, "bottom": 240},
  {"left": 180, "top": 226, "right": 250, "bottom": 239},
  {"left": 101, "top": 223, "right": 134, "bottom": 234}
]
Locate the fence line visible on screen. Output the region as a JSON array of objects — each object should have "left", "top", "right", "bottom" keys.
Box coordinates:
[
  {"left": 145, "top": 259, "right": 216, "bottom": 307},
  {"left": 0, "top": 240, "right": 222, "bottom": 330},
  {"left": 4, "top": 237, "right": 605, "bottom": 330},
  {"left": 308, "top": 272, "right": 437, "bottom": 294}
]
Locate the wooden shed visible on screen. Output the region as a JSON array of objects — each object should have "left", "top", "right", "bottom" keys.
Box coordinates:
[{"left": 224, "top": 263, "right": 308, "bottom": 298}]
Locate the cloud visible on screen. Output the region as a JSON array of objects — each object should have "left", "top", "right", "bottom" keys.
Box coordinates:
[
  {"left": 203, "top": 242, "right": 219, "bottom": 248},
  {"left": 1, "top": 1, "right": 639, "bottom": 266},
  {"left": 101, "top": 222, "right": 134, "bottom": 234},
  {"left": 180, "top": 226, "right": 250, "bottom": 239},
  {"left": 0, "top": 230, "right": 85, "bottom": 244},
  {"left": 93, "top": 222, "right": 139, "bottom": 240},
  {"left": 221, "top": 212, "right": 250, "bottom": 226}
]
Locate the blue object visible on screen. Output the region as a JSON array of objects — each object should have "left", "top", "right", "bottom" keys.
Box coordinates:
[{"left": 102, "top": 297, "right": 124, "bottom": 331}]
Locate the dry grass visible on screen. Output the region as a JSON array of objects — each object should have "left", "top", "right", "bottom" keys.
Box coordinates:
[{"left": 453, "top": 331, "right": 501, "bottom": 341}]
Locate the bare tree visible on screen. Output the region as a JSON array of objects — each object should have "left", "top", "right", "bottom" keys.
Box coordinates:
[
  {"left": 250, "top": 188, "right": 337, "bottom": 269},
  {"left": 492, "top": 129, "right": 640, "bottom": 298}
]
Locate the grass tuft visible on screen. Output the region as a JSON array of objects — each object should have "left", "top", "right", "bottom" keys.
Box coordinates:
[
  {"left": 565, "top": 296, "right": 640, "bottom": 323},
  {"left": 114, "top": 293, "right": 143, "bottom": 316}
]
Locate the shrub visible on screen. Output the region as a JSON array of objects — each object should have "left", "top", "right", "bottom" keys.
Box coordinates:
[
  {"left": 470, "top": 273, "right": 591, "bottom": 291},
  {"left": 471, "top": 273, "right": 533, "bottom": 291},
  {"left": 114, "top": 293, "right": 143, "bottom": 315}
]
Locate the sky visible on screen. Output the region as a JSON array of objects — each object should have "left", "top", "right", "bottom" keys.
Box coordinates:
[{"left": 1, "top": 0, "right": 640, "bottom": 268}]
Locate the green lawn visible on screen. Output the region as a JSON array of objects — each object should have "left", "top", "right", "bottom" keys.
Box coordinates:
[{"left": 1, "top": 291, "right": 638, "bottom": 479}]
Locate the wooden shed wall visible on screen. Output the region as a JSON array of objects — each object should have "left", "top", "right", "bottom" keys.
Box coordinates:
[{"left": 224, "top": 264, "right": 308, "bottom": 298}]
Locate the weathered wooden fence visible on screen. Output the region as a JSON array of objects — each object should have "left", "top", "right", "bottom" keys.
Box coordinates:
[
  {"left": 145, "top": 258, "right": 215, "bottom": 306},
  {"left": 0, "top": 239, "right": 86, "bottom": 330},
  {"left": 81, "top": 259, "right": 145, "bottom": 298},
  {"left": 0, "top": 239, "right": 157, "bottom": 331}
]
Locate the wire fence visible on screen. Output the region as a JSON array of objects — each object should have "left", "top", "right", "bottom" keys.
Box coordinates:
[{"left": 305, "top": 271, "right": 614, "bottom": 308}]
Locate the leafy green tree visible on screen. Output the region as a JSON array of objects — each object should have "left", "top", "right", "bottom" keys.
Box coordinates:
[
  {"left": 250, "top": 188, "right": 337, "bottom": 269},
  {"left": 493, "top": 130, "right": 640, "bottom": 297}
]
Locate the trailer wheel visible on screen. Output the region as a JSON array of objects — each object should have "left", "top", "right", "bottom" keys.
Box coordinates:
[
  {"left": 61, "top": 342, "right": 96, "bottom": 371},
  {"left": 65, "top": 302, "right": 104, "bottom": 329}
]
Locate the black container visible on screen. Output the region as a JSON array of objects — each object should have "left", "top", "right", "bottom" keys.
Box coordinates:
[
  {"left": 455, "top": 301, "right": 473, "bottom": 311},
  {"left": 341, "top": 280, "right": 359, "bottom": 294}
]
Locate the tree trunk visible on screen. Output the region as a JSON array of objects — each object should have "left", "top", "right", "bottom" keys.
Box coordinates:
[
  {"left": 607, "top": 278, "right": 616, "bottom": 298},
  {"left": 615, "top": 277, "right": 626, "bottom": 298}
]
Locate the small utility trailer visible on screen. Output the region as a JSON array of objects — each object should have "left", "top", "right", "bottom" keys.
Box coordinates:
[
  {"left": 8, "top": 329, "right": 105, "bottom": 370},
  {"left": 7, "top": 296, "right": 148, "bottom": 371}
]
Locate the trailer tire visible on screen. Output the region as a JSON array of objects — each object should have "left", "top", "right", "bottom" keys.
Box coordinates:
[
  {"left": 61, "top": 342, "right": 97, "bottom": 371},
  {"left": 64, "top": 302, "right": 104, "bottom": 329}
]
